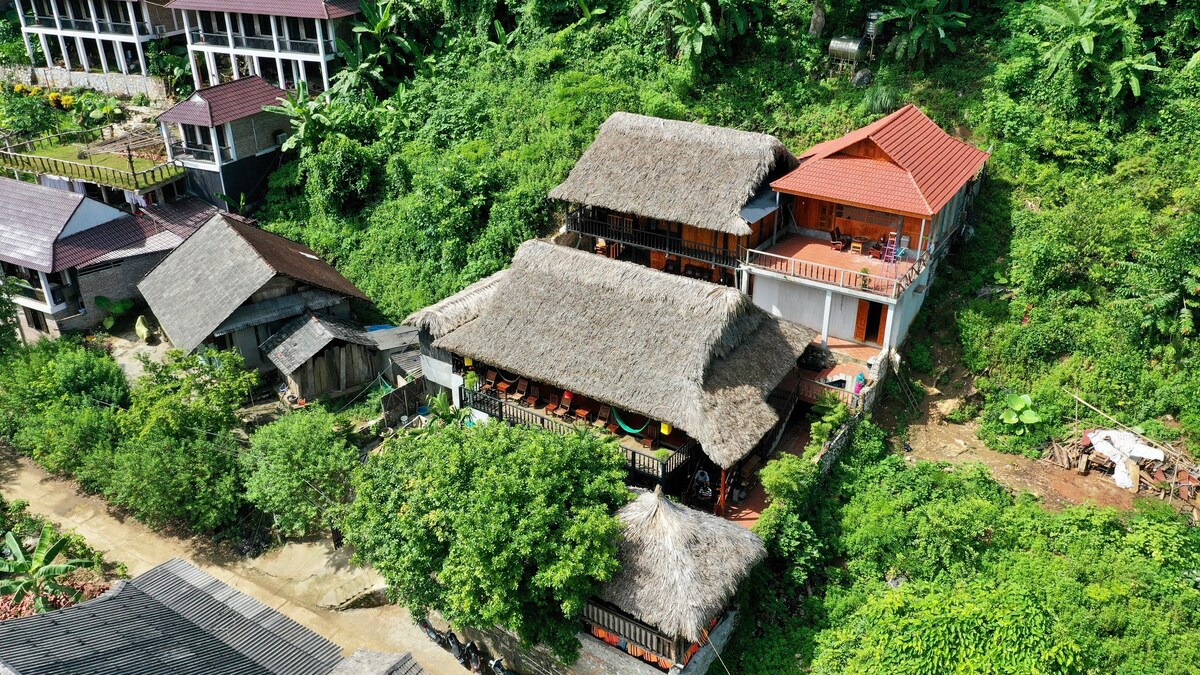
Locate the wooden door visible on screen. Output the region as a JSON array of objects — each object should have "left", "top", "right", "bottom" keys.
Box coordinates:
[
  {"left": 875, "top": 304, "right": 889, "bottom": 345},
  {"left": 855, "top": 299, "right": 870, "bottom": 342}
]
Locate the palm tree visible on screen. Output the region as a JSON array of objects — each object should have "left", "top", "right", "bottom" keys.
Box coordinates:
[{"left": 0, "top": 526, "right": 94, "bottom": 614}]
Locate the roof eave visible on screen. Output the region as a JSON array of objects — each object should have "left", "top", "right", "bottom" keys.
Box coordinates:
[{"left": 769, "top": 186, "right": 933, "bottom": 220}]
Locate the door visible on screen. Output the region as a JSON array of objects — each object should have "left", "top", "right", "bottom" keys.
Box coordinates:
[{"left": 855, "top": 299, "right": 889, "bottom": 345}]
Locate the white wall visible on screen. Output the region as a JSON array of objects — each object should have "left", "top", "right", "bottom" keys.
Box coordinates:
[
  {"left": 888, "top": 260, "right": 936, "bottom": 348},
  {"left": 61, "top": 198, "right": 125, "bottom": 237},
  {"left": 751, "top": 275, "right": 859, "bottom": 341},
  {"left": 420, "top": 354, "right": 463, "bottom": 405}
]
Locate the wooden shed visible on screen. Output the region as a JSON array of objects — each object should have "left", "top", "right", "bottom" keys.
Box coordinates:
[{"left": 261, "top": 313, "right": 379, "bottom": 401}]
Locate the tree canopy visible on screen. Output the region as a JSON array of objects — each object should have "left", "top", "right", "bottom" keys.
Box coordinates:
[{"left": 344, "top": 422, "right": 630, "bottom": 661}]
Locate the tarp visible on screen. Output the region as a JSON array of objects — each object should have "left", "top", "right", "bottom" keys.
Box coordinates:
[{"left": 1089, "top": 429, "right": 1165, "bottom": 488}]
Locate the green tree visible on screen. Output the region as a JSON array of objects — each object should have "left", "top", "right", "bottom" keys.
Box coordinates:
[
  {"left": 265, "top": 81, "right": 337, "bottom": 156},
  {"left": 105, "top": 350, "right": 257, "bottom": 530},
  {"left": 344, "top": 422, "right": 630, "bottom": 661},
  {"left": 1037, "top": 0, "right": 1161, "bottom": 100},
  {"left": 881, "top": 0, "right": 969, "bottom": 65},
  {"left": 0, "top": 526, "right": 94, "bottom": 613},
  {"left": 0, "top": 276, "right": 21, "bottom": 360},
  {"left": 242, "top": 406, "right": 360, "bottom": 537}
]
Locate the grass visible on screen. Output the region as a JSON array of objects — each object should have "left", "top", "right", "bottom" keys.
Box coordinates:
[{"left": 0, "top": 137, "right": 182, "bottom": 190}]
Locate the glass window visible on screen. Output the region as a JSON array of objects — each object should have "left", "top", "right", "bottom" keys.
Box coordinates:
[{"left": 835, "top": 204, "right": 903, "bottom": 229}]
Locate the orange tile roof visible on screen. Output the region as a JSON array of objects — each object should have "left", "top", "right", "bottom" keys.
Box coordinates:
[{"left": 771, "top": 105, "right": 989, "bottom": 217}]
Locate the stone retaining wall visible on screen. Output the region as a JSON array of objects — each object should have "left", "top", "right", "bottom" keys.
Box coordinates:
[{"left": 0, "top": 65, "right": 167, "bottom": 101}]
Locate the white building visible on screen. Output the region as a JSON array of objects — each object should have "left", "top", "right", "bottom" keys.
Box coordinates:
[
  {"left": 166, "top": 0, "right": 360, "bottom": 92},
  {"left": 12, "top": 0, "right": 184, "bottom": 76}
]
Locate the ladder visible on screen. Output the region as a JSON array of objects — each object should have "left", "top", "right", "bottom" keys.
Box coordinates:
[{"left": 882, "top": 231, "right": 899, "bottom": 276}]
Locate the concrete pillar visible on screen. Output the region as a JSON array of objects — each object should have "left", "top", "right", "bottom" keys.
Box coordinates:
[
  {"left": 74, "top": 36, "right": 89, "bottom": 71},
  {"left": 129, "top": 10, "right": 148, "bottom": 75},
  {"left": 204, "top": 51, "right": 217, "bottom": 85},
  {"left": 821, "top": 289, "right": 832, "bottom": 347},
  {"left": 916, "top": 218, "right": 926, "bottom": 258},
  {"left": 160, "top": 120, "right": 173, "bottom": 160},
  {"left": 38, "top": 34, "right": 53, "bottom": 68},
  {"left": 316, "top": 19, "right": 329, "bottom": 91},
  {"left": 14, "top": 0, "right": 38, "bottom": 66},
  {"left": 883, "top": 300, "right": 896, "bottom": 350},
  {"left": 291, "top": 59, "right": 301, "bottom": 87}
]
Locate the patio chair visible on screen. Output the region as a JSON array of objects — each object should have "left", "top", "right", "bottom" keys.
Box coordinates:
[
  {"left": 868, "top": 246, "right": 883, "bottom": 260},
  {"left": 641, "top": 424, "right": 657, "bottom": 450},
  {"left": 553, "top": 392, "right": 575, "bottom": 420},
  {"left": 544, "top": 393, "right": 560, "bottom": 416},
  {"left": 830, "top": 227, "right": 846, "bottom": 251},
  {"left": 593, "top": 404, "right": 612, "bottom": 429},
  {"left": 512, "top": 378, "right": 529, "bottom": 401},
  {"left": 522, "top": 384, "right": 541, "bottom": 408},
  {"left": 480, "top": 370, "right": 498, "bottom": 394}
]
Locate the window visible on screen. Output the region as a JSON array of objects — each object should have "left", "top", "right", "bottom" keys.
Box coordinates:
[{"left": 836, "top": 204, "right": 903, "bottom": 229}]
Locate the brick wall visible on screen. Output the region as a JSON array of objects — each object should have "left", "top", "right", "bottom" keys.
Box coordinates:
[{"left": 59, "top": 251, "right": 168, "bottom": 332}]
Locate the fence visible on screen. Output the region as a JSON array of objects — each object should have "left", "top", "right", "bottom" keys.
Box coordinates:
[
  {"left": 380, "top": 377, "right": 426, "bottom": 427},
  {"left": 582, "top": 601, "right": 682, "bottom": 665},
  {"left": 0, "top": 147, "right": 182, "bottom": 191}
]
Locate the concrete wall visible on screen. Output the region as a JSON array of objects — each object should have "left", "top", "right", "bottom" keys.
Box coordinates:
[
  {"left": 29, "top": 67, "right": 168, "bottom": 101},
  {"left": 751, "top": 275, "right": 859, "bottom": 341}
]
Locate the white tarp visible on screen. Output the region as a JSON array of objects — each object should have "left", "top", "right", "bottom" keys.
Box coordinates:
[{"left": 1089, "top": 429, "right": 1165, "bottom": 488}]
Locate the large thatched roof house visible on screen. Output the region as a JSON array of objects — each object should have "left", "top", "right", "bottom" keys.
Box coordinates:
[
  {"left": 407, "top": 240, "right": 815, "bottom": 472},
  {"left": 582, "top": 487, "right": 767, "bottom": 671},
  {"left": 552, "top": 112, "right": 798, "bottom": 285}
]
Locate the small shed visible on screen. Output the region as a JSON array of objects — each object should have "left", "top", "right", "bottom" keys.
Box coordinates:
[
  {"left": 367, "top": 325, "right": 422, "bottom": 384},
  {"left": 261, "top": 313, "right": 378, "bottom": 400}
]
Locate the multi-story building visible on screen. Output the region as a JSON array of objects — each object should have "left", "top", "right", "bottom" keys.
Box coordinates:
[
  {"left": 11, "top": 0, "right": 184, "bottom": 77},
  {"left": 166, "top": 0, "right": 360, "bottom": 92}
]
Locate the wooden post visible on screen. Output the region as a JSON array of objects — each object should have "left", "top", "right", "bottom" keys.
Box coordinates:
[{"left": 716, "top": 468, "right": 727, "bottom": 516}]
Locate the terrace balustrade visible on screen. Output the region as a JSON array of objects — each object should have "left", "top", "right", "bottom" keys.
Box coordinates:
[
  {"left": 582, "top": 600, "right": 686, "bottom": 668},
  {"left": 565, "top": 209, "right": 741, "bottom": 270},
  {"left": 190, "top": 28, "right": 334, "bottom": 55}
]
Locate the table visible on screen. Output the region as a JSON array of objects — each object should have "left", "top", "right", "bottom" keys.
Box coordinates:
[
  {"left": 850, "top": 236, "right": 869, "bottom": 255},
  {"left": 574, "top": 407, "right": 592, "bottom": 423},
  {"left": 496, "top": 381, "right": 511, "bottom": 400}
]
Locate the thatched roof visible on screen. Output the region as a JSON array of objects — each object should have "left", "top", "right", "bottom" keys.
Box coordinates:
[
  {"left": 548, "top": 112, "right": 797, "bottom": 235},
  {"left": 598, "top": 487, "right": 766, "bottom": 642},
  {"left": 405, "top": 240, "right": 815, "bottom": 468}
]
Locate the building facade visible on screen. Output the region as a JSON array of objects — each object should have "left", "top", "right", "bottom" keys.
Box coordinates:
[{"left": 167, "top": 0, "right": 360, "bottom": 92}]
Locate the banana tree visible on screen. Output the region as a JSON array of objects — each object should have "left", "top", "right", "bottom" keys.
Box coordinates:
[{"left": 0, "top": 526, "right": 94, "bottom": 613}]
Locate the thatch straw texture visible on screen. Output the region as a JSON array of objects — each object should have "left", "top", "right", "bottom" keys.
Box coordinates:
[
  {"left": 408, "top": 240, "right": 815, "bottom": 468},
  {"left": 599, "top": 487, "right": 766, "bottom": 642},
  {"left": 548, "top": 112, "right": 797, "bottom": 235}
]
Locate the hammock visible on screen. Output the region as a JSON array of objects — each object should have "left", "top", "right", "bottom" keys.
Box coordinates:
[{"left": 611, "top": 407, "right": 651, "bottom": 435}]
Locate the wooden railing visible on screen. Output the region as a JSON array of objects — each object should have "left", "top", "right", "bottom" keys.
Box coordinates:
[
  {"left": 4, "top": 126, "right": 114, "bottom": 155},
  {"left": 566, "top": 210, "right": 740, "bottom": 269},
  {"left": 460, "top": 385, "right": 693, "bottom": 484},
  {"left": 797, "top": 377, "right": 862, "bottom": 410},
  {"left": 0, "top": 150, "right": 183, "bottom": 191},
  {"left": 583, "top": 600, "right": 680, "bottom": 664}
]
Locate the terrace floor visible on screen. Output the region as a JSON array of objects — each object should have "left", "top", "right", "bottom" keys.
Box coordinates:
[
  {"left": 723, "top": 422, "right": 812, "bottom": 529},
  {"left": 753, "top": 234, "right": 917, "bottom": 290},
  {"left": 817, "top": 336, "right": 884, "bottom": 365},
  {"left": 26, "top": 140, "right": 166, "bottom": 173}
]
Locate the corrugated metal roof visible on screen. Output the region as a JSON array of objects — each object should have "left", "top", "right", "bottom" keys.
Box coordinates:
[
  {"left": 771, "top": 104, "right": 989, "bottom": 217},
  {"left": 0, "top": 177, "right": 87, "bottom": 272},
  {"left": 260, "top": 313, "right": 376, "bottom": 375},
  {"left": 367, "top": 325, "right": 418, "bottom": 352},
  {"left": 158, "top": 77, "right": 286, "bottom": 127},
  {"left": 213, "top": 289, "right": 344, "bottom": 337},
  {"left": 0, "top": 558, "right": 344, "bottom": 675},
  {"left": 328, "top": 650, "right": 427, "bottom": 675},
  {"left": 166, "top": 0, "right": 360, "bottom": 19}
]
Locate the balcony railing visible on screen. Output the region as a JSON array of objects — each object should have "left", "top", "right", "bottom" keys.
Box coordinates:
[
  {"left": 190, "top": 29, "right": 333, "bottom": 54},
  {"left": 189, "top": 29, "right": 229, "bottom": 46},
  {"left": 460, "top": 385, "right": 693, "bottom": 485},
  {"left": 11, "top": 279, "right": 47, "bottom": 304},
  {"left": 797, "top": 377, "right": 861, "bottom": 410},
  {"left": 24, "top": 15, "right": 148, "bottom": 34},
  {"left": 0, "top": 148, "right": 183, "bottom": 191},
  {"left": 583, "top": 600, "right": 684, "bottom": 667},
  {"left": 232, "top": 34, "right": 276, "bottom": 50},
  {"left": 566, "top": 210, "right": 741, "bottom": 270},
  {"left": 742, "top": 244, "right": 931, "bottom": 299},
  {"left": 169, "top": 142, "right": 230, "bottom": 163}
]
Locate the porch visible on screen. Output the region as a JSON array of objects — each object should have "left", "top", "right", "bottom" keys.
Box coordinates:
[
  {"left": 459, "top": 378, "right": 695, "bottom": 489},
  {"left": 565, "top": 208, "right": 742, "bottom": 271},
  {"left": 582, "top": 599, "right": 719, "bottom": 672},
  {"left": 745, "top": 233, "right": 924, "bottom": 298}
]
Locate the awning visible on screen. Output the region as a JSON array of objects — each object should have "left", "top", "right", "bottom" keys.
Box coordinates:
[
  {"left": 739, "top": 188, "right": 779, "bottom": 224},
  {"left": 213, "top": 289, "right": 343, "bottom": 337}
]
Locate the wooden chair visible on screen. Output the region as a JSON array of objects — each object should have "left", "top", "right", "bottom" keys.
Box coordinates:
[
  {"left": 512, "top": 378, "right": 529, "bottom": 402},
  {"left": 522, "top": 384, "right": 541, "bottom": 408},
  {"left": 868, "top": 246, "right": 883, "bottom": 260},
  {"left": 480, "top": 370, "right": 498, "bottom": 394},
  {"left": 551, "top": 392, "right": 574, "bottom": 419},
  {"left": 641, "top": 424, "right": 657, "bottom": 450},
  {"left": 593, "top": 404, "right": 612, "bottom": 429},
  {"left": 544, "top": 393, "right": 560, "bottom": 416}
]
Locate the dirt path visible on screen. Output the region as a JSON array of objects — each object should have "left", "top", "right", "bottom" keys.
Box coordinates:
[{"left": 0, "top": 447, "right": 466, "bottom": 675}]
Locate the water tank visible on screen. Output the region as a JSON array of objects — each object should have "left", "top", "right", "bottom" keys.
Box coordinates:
[
  {"left": 865, "top": 11, "right": 885, "bottom": 38},
  {"left": 829, "top": 36, "right": 868, "bottom": 62}
]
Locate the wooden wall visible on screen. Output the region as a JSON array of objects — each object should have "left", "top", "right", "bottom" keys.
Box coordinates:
[{"left": 286, "top": 341, "right": 377, "bottom": 400}]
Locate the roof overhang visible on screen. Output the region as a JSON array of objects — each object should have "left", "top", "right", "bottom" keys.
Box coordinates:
[{"left": 770, "top": 187, "right": 934, "bottom": 220}]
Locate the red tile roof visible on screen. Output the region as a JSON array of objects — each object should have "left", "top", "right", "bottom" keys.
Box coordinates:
[
  {"left": 167, "top": 0, "right": 360, "bottom": 19},
  {"left": 158, "top": 77, "right": 286, "bottom": 127},
  {"left": 771, "top": 105, "right": 989, "bottom": 218}
]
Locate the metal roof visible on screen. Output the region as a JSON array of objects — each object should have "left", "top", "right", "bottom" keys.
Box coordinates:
[
  {"left": 738, "top": 187, "right": 780, "bottom": 224},
  {"left": 0, "top": 558, "right": 343, "bottom": 675},
  {"left": 139, "top": 215, "right": 367, "bottom": 353},
  {"left": 367, "top": 325, "right": 418, "bottom": 352},
  {"left": 260, "top": 313, "right": 376, "bottom": 375},
  {"left": 166, "top": 0, "right": 360, "bottom": 19},
  {"left": 329, "top": 651, "right": 426, "bottom": 675},
  {"left": 771, "top": 104, "right": 989, "bottom": 218},
  {"left": 158, "top": 77, "right": 286, "bottom": 128},
  {"left": 213, "top": 289, "right": 344, "bottom": 337},
  {"left": 0, "top": 178, "right": 87, "bottom": 272}
]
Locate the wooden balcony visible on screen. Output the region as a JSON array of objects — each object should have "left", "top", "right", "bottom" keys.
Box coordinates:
[
  {"left": 583, "top": 600, "right": 687, "bottom": 669},
  {"left": 459, "top": 385, "right": 694, "bottom": 486},
  {"left": 566, "top": 210, "right": 740, "bottom": 270}
]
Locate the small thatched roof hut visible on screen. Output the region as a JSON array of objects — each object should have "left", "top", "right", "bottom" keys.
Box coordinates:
[
  {"left": 548, "top": 112, "right": 798, "bottom": 235},
  {"left": 405, "top": 240, "right": 815, "bottom": 468},
  {"left": 599, "top": 487, "right": 766, "bottom": 642}
]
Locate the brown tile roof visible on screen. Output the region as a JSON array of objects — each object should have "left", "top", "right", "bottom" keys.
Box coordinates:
[
  {"left": 771, "top": 105, "right": 990, "bottom": 218},
  {"left": 167, "top": 0, "right": 359, "bottom": 19},
  {"left": 227, "top": 219, "right": 367, "bottom": 301},
  {"left": 0, "top": 178, "right": 88, "bottom": 272},
  {"left": 53, "top": 198, "right": 216, "bottom": 271},
  {"left": 157, "top": 77, "right": 286, "bottom": 127}
]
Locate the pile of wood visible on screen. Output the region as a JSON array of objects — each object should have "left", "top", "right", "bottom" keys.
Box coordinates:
[{"left": 1048, "top": 389, "right": 1199, "bottom": 520}]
